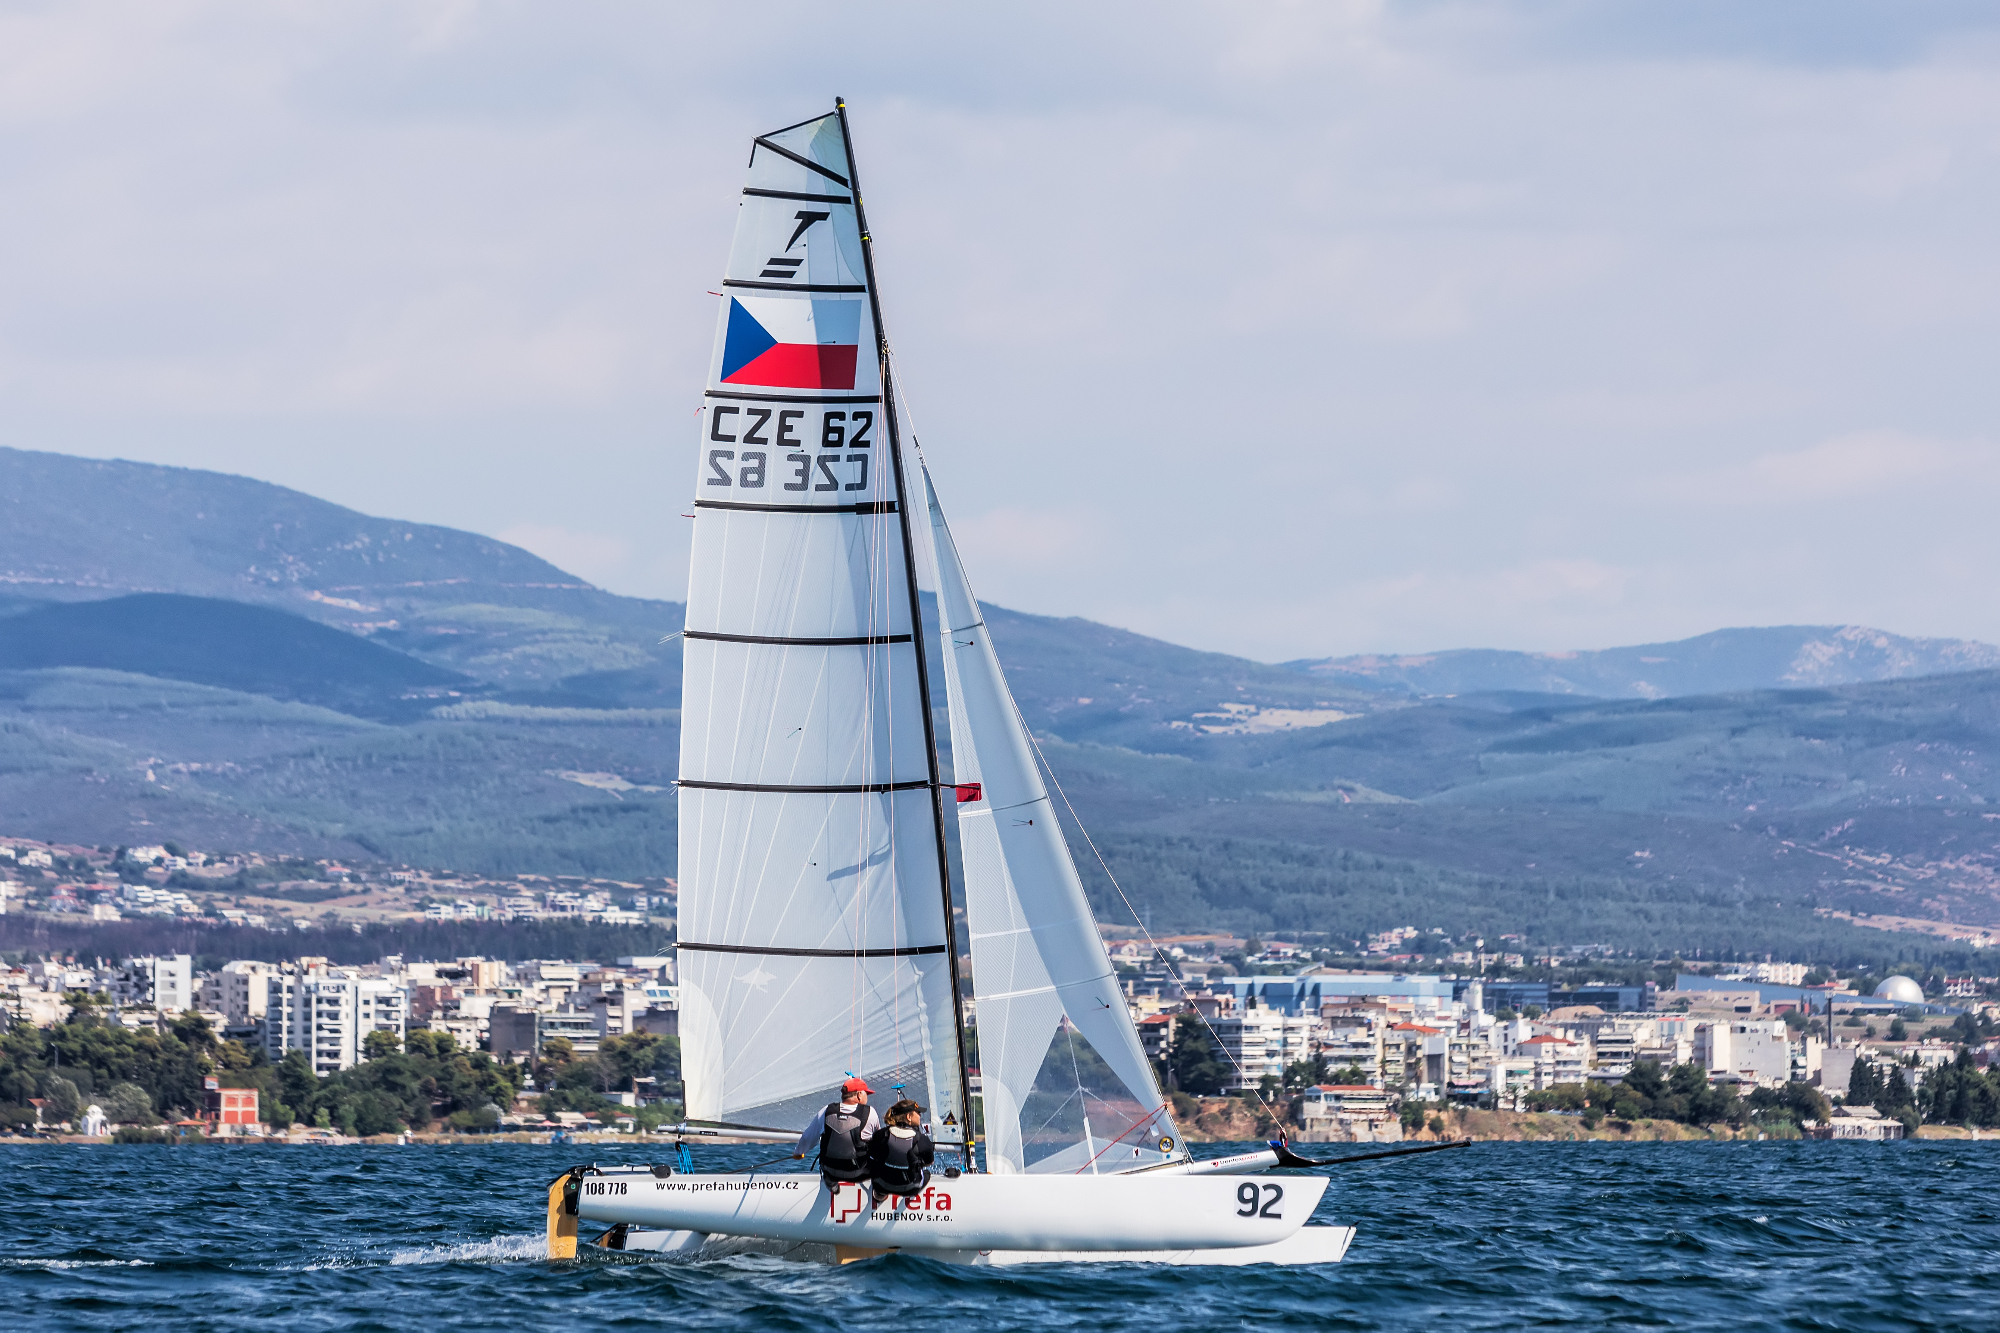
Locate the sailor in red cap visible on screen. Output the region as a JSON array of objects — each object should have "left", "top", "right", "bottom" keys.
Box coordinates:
[{"left": 795, "top": 1076, "right": 881, "bottom": 1184}]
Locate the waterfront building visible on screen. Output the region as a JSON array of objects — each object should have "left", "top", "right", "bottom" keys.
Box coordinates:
[
  {"left": 1298, "top": 1084, "right": 1398, "bottom": 1141},
  {"left": 1806, "top": 1105, "right": 1904, "bottom": 1141},
  {"left": 202, "top": 1076, "right": 260, "bottom": 1133},
  {"left": 1693, "top": 1019, "right": 1793, "bottom": 1088}
]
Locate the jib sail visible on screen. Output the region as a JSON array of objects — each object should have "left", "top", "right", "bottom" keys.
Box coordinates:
[{"left": 921, "top": 466, "right": 1183, "bottom": 1175}]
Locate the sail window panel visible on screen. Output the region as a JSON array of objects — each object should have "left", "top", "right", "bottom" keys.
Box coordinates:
[
  {"left": 678, "top": 947, "right": 963, "bottom": 1144},
  {"left": 1017, "top": 1021, "right": 1180, "bottom": 1176},
  {"left": 679, "top": 638, "right": 931, "bottom": 789},
  {"left": 971, "top": 987, "right": 1065, "bottom": 1175},
  {"left": 678, "top": 787, "right": 948, "bottom": 955},
  {"left": 747, "top": 114, "right": 851, "bottom": 191},
  {"left": 684, "top": 512, "right": 912, "bottom": 642}
]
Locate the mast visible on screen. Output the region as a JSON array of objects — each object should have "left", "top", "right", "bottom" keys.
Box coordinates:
[
  {"left": 832, "top": 98, "right": 980, "bottom": 1160},
  {"left": 833, "top": 97, "right": 980, "bottom": 1166}
]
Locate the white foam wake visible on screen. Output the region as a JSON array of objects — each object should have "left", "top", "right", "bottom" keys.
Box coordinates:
[{"left": 388, "top": 1234, "right": 548, "bottom": 1266}]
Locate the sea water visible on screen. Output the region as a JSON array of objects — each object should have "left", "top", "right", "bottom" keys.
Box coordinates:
[{"left": 5, "top": 1139, "right": 1995, "bottom": 1330}]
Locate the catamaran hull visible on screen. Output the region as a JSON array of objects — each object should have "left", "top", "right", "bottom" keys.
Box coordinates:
[
  {"left": 605, "top": 1224, "right": 1356, "bottom": 1266},
  {"left": 557, "top": 1169, "right": 1330, "bottom": 1256}
]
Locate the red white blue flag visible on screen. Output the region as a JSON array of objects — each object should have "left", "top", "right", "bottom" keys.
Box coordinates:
[{"left": 719, "top": 296, "right": 864, "bottom": 391}]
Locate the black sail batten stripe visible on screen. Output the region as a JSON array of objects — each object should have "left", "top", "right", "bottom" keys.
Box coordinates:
[
  {"left": 722, "top": 280, "right": 866, "bottom": 293},
  {"left": 704, "top": 389, "right": 881, "bottom": 404},
  {"left": 693, "top": 499, "right": 897, "bottom": 515},
  {"left": 752, "top": 136, "right": 851, "bottom": 186},
  {"left": 683, "top": 631, "right": 913, "bottom": 647},
  {"left": 832, "top": 97, "right": 981, "bottom": 1165},
  {"left": 677, "top": 941, "right": 949, "bottom": 959},
  {"left": 677, "top": 778, "right": 931, "bottom": 794},
  {"left": 743, "top": 188, "right": 854, "bottom": 205}
]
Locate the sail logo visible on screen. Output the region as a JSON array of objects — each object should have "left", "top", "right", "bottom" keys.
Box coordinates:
[
  {"left": 758, "top": 209, "right": 831, "bottom": 279},
  {"left": 829, "top": 1181, "right": 870, "bottom": 1224},
  {"left": 721, "top": 296, "right": 863, "bottom": 390}
]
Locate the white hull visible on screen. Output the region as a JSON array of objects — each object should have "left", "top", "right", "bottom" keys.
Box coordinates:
[
  {"left": 562, "top": 1167, "right": 1329, "bottom": 1255},
  {"left": 608, "top": 1223, "right": 1356, "bottom": 1266}
]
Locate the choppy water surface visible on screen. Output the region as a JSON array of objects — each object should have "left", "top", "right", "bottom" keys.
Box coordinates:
[{"left": 5, "top": 1139, "right": 1995, "bottom": 1331}]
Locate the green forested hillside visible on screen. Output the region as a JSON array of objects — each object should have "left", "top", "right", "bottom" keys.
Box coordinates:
[{"left": 0, "top": 445, "right": 1995, "bottom": 963}]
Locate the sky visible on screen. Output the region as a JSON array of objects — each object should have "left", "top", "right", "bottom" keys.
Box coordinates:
[{"left": 2, "top": 1, "right": 1998, "bottom": 662}]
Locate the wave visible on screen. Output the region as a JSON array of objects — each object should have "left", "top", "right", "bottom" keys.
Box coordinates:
[{"left": 388, "top": 1234, "right": 548, "bottom": 1266}]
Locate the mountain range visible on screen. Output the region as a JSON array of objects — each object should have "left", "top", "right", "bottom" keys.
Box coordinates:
[
  {"left": 0, "top": 445, "right": 1995, "bottom": 966},
  {"left": 1289, "top": 627, "right": 2000, "bottom": 700}
]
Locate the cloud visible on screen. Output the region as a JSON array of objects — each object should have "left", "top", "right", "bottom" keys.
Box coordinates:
[
  {"left": 4, "top": 2, "right": 2000, "bottom": 662},
  {"left": 1661, "top": 431, "right": 2000, "bottom": 506},
  {"left": 495, "top": 523, "right": 629, "bottom": 589}
]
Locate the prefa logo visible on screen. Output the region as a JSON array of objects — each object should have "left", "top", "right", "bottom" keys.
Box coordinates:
[
  {"left": 879, "top": 1184, "right": 953, "bottom": 1215},
  {"left": 829, "top": 1182, "right": 869, "bottom": 1224},
  {"left": 828, "top": 1181, "right": 956, "bottom": 1223}
]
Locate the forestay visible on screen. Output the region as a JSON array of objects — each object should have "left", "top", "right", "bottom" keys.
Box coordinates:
[
  {"left": 676, "top": 111, "right": 965, "bottom": 1144},
  {"left": 921, "top": 467, "right": 1182, "bottom": 1174}
]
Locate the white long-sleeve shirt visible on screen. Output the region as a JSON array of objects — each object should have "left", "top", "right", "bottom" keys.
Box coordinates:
[{"left": 797, "top": 1102, "right": 881, "bottom": 1158}]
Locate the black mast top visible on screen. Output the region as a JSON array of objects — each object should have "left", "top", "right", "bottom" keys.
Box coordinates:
[{"left": 831, "top": 97, "right": 980, "bottom": 1169}]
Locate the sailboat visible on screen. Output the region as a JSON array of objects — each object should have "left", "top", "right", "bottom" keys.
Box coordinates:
[{"left": 544, "top": 100, "right": 1355, "bottom": 1266}]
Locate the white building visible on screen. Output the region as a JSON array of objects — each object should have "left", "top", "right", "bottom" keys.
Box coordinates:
[
  {"left": 264, "top": 970, "right": 408, "bottom": 1075},
  {"left": 1695, "top": 1019, "right": 1792, "bottom": 1088},
  {"left": 108, "top": 955, "right": 193, "bottom": 1013},
  {"left": 209, "top": 961, "right": 282, "bottom": 1034},
  {"left": 1516, "top": 1034, "right": 1590, "bottom": 1090},
  {"left": 1298, "top": 1084, "right": 1399, "bottom": 1141},
  {"left": 1210, "top": 1005, "right": 1319, "bottom": 1092}
]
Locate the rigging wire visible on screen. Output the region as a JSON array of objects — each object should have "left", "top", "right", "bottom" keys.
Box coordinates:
[
  {"left": 880, "top": 333, "right": 1289, "bottom": 1143},
  {"left": 892, "top": 370, "right": 1184, "bottom": 1160},
  {"left": 1015, "top": 696, "right": 1293, "bottom": 1142}
]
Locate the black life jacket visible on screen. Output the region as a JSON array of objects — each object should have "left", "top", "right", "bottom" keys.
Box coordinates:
[
  {"left": 817, "top": 1102, "right": 871, "bottom": 1181},
  {"left": 867, "top": 1125, "right": 933, "bottom": 1195}
]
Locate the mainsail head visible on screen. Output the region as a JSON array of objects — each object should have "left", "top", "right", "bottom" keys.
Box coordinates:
[
  {"left": 676, "top": 108, "right": 966, "bottom": 1144},
  {"left": 921, "top": 466, "right": 1184, "bottom": 1174}
]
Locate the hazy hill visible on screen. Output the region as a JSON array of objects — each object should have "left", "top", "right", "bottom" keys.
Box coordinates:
[
  {"left": 0, "top": 594, "right": 468, "bottom": 719},
  {"left": 0, "top": 444, "right": 1993, "bottom": 964},
  {"left": 1289, "top": 625, "right": 2000, "bottom": 700},
  {"left": 0, "top": 446, "right": 684, "bottom": 688}
]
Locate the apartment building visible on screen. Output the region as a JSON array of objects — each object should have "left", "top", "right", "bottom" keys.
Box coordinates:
[
  {"left": 1694, "top": 1019, "right": 1791, "bottom": 1088},
  {"left": 106, "top": 954, "right": 193, "bottom": 1014},
  {"left": 207, "top": 960, "right": 281, "bottom": 1035},
  {"left": 263, "top": 970, "right": 408, "bottom": 1075}
]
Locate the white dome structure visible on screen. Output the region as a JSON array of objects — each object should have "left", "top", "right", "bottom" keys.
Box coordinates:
[{"left": 1874, "top": 975, "right": 1925, "bottom": 1005}]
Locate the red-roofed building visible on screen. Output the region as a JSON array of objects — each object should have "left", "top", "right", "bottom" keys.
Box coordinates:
[
  {"left": 1136, "top": 1013, "right": 1177, "bottom": 1065},
  {"left": 1517, "top": 1034, "right": 1589, "bottom": 1088}
]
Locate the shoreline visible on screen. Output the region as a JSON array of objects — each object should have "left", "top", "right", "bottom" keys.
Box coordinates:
[{"left": 6, "top": 1120, "right": 1987, "bottom": 1147}]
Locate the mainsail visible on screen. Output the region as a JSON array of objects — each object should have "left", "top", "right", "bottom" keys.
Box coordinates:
[
  {"left": 676, "top": 108, "right": 968, "bottom": 1145},
  {"left": 921, "top": 467, "right": 1183, "bottom": 1174}
]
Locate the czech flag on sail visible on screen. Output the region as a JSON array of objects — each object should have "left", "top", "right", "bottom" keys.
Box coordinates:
[{"left": 720, "top": 296, "right": 864, "bottom": 390}]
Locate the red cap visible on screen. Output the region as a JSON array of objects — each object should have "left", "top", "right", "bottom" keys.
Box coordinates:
[{"left": 842, "top": 1076, "right": 874, "bottom": 1095}]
